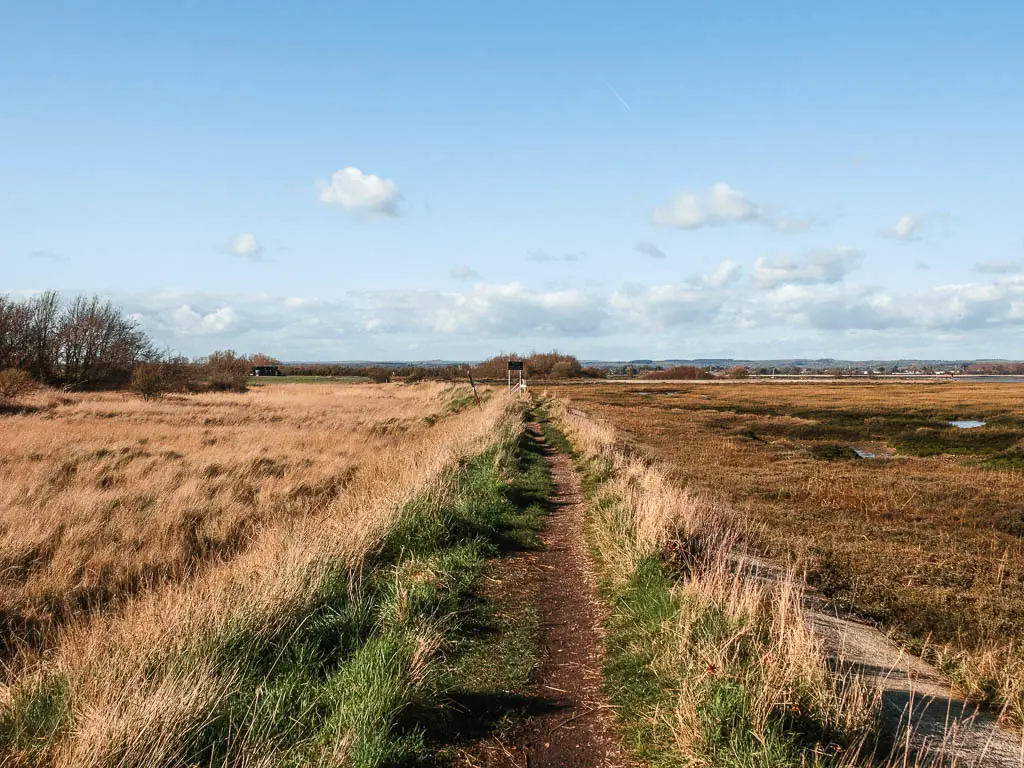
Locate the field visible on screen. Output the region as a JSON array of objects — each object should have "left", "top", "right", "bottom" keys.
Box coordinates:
[
  {"left": 543, "top": 380, "right": 1024, "bottom": 720},
  {"left": 0, "top": 383, "right": 473, "bottom": 654},
  {"left": 0, "top": 381, "right": 547, "bottom": 766},
  {"left": 3, "top": 376, "right": 1020, "bottom": 767}
]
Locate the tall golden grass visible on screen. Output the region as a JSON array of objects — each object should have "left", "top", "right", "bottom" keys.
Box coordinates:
[
  {"left": 548, "top": 399, "right": 877, "bottom": 760},
  {"left": 0, "top": 382, "right": 517, "bottom": 765},
  {"left": 0, "top": 383, "right": 470, "bottom": 657}
]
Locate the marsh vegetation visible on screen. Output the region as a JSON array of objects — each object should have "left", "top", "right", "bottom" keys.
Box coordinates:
[{"left": 545, "top": 381, "right": 1024, "bottom": 725}]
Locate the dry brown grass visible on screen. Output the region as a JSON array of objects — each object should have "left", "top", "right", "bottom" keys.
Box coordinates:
[
  {"left": 0, "top": 382, "right": 480, "bottom": 658},
  {"left": 546, "top": 381, "right": 1024, "bottom": 723},
  {"left": 0, "top": 381, "right": 518, "bottom": 765}
]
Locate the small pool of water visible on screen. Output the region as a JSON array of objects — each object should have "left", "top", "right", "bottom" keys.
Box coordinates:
[
  {"left": 948, "top": 420, "right": 986, "bottom": 429},
  {"left": 853, "top": 448, "right": 877, "bottom": 458}
]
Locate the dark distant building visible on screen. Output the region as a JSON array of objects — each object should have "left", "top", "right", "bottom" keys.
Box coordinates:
[{"left": 251, "top": 365, "right": 282, "bottom": 377}]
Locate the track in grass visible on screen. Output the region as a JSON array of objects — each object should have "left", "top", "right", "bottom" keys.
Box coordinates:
[{"left": 464, "top": 419, "right": 630, "bottom": 768}]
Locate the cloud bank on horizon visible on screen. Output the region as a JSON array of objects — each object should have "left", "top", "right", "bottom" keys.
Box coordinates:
[
  {"left": 3, "top": 2, "right": 1023, "bottom": 360},
  {"left": 106, "top": 269, "right": 1024, "bottom": 360}
]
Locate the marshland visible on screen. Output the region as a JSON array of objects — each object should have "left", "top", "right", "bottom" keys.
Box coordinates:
[{"left": 545, "top": 380, "right": 1024, "bottom": 729}]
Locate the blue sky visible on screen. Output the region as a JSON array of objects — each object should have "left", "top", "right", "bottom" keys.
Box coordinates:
[{"left": 3, "top": 1, "right": 1023, "bottom": 360}]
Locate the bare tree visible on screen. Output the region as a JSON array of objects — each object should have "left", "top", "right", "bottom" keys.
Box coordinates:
[
  {"left": 26, "top": 291, "right": 61, "bottom": 381},
  {"left": 0, "top": 296, "right": 32, "bottom": 370},
  {"left": 59, "top": 295, "right": 153, "bottom": 386},
  {"left": 0, "top": 292, "right": 154, "bottom": 387}
]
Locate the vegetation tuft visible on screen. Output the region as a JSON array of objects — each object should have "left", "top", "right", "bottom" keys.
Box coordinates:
[{"left": 811, "top": 443, "right": 860, "bottom": 461}]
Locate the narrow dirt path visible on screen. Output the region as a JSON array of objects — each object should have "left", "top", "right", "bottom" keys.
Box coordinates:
[{"left": 468, "top": 422, "right": 630, "bottom": 768}]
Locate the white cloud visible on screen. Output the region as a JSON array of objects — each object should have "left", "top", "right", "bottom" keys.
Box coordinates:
[
  {"left": 895, "top": 215, "right": 918, "bottom": 238},
  {"left": 634, "top": 241, "right": 666, "bottom": 259},
  {"left": 450, "top": 265, "right": 480, "bottom": 280},
  {"left": 92, "top": 274, "right": 1024, "bottom": 359},
  {"left": 880, "top": 214, "right": 922, "bottom": 242},
  {"left": 358, "top": 283, "right": 606, "bottom": 337},
  {"left": 754, "top": 247, "right": 863, "bottom": 289},
  {"left": 756, "top": 276, "right": 1024, "bottom": 333},
  {"left": 438, "top": 283, "right": 604, "bottom": 335},
  {"left": 611, "top": 284, "right": 726, "bottom": 330},
  {"left": 761, "top": 283, "right": 902, "bottom": 331},
  {"left": 651, "top": 183, "right": 813, "bottom": 232},
  {"left": 317, "top": 167, "right": 401, "bottom": 216},
  {"left": 700, "top": 259, "right": 743, "bottom": 288},
  {"left": 170, "top": 305, "right": 238, "bottom": 335},
  {"left": 231, "top": 233, "right": 263, "bottom": 260},
  {"left": 653, "top": 182, "right": 757, "bottom": 229},
  {"left": 974, "top": 260, "right": 1022, "bottom": 274}
]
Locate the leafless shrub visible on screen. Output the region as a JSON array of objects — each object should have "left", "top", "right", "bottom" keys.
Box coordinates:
[
  {"left": 644, "top": 365, "right": 712, "bottom": 380},
  {"left": 201, "top": 350, "right": 250, "bottom": 392}
]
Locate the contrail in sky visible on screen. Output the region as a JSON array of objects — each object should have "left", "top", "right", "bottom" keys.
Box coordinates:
[{"left": 606, "top": 83, "right": 633, "bottom": 113}]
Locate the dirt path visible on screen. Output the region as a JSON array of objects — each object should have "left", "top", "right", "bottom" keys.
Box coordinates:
[{"left": 467, "top": 423, "right": 630, "bottom": 768}]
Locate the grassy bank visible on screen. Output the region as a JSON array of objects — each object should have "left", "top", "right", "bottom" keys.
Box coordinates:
[
  {"left": 542, "top": 399, "right": 877, "bottom": 767},
  {"left": 543, "top": 381, "right": 1024, "bottom": 725},
  {"left": 0, "top": 392, "right": 552, "bottom": 767}
]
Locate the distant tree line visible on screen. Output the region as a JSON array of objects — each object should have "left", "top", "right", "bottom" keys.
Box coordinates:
[
  {"left": 965, "top": 362, "right": 1024, "bottom": 375},
  {"left": 282, "top": 353, "right": 603, "bottom": 382},
  {"left": 470, "top": 352, "right": 602, "bottom": 380},
  {"left": 279, "top": 363, "right": 469, "bottom": 383},
  {"left": 644, "top": 365, "right": 713, "bottom": 380}
]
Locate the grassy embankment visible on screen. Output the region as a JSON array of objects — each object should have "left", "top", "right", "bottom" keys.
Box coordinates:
[
  {"left": 545, "top": 381, "right": 1024, "bottom": 725},
  {"left": 541, "top": 399, "right": 877, "bottom": 767},
  {"left": 0, "top": 383, "right": 549, "bottom": 767}
]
